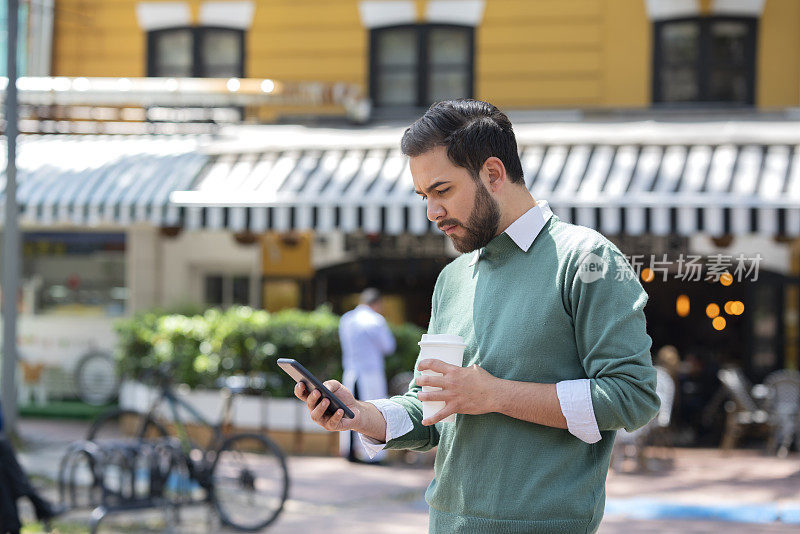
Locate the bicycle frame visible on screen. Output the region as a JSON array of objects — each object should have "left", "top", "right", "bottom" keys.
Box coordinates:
[
  {"left": 141, "top": 383, "right": 232, "bottom": 457},
  {"left": 88, "top": 380, "right": 290, "bottom": 530}
]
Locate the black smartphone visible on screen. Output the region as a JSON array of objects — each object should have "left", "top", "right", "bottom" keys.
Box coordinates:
[{"left": 277, "top": 358, "right": 355, "bottom": 419}]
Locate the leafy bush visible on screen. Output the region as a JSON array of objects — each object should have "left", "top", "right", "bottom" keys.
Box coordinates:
[
  {"left": 386, "top": 322, "right": 426, "bottom": 379},
  {"left": 115, "top": 306, "right": 425, "bottom": 397}
]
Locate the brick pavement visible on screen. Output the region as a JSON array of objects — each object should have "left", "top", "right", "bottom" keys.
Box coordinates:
[{"left": 14, "top": 418, "right": 800, "bottom": 533}]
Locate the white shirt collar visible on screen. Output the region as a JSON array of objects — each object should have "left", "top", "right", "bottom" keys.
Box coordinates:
[{"left": 468, "top": 200, "right": 553, "bottom": 266}]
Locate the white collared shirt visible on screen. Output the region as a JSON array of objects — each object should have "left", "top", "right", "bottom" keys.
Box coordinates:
[{"left": 361, "top": 200, "right": 601, "bottom": 456}]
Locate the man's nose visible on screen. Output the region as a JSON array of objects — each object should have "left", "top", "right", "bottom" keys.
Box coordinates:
[{"left": 427, "top": 199, "right": 445, "bottom": 222}]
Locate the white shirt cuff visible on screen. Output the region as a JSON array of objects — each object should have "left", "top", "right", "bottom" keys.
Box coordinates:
[
  {"left": 358, "top": 398, "right": 414, "bottom": 459},
  {"left": 556, "top": 379, "right": 602, "bottom": 444}
]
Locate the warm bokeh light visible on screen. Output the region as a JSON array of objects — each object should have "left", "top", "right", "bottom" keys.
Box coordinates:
[
  {"left": 724, "top": 301, "right": 734, "bottom": 315},
  {"left": 712, "top": 316, "right": 727, "bottom": 330},
  {"left": 641, "top": 268, "right": 655, "bottom": 282},
  {"left": 720, "top": 273, "right": 733, "bottom": 286},
  {"left": 731, "top": 301, "right": 745, "bottom": 315},
  {"left": 706, "top": 303, "right": 720, "bottom": 318},
  {"left": 676, "top": 295, "right": 690, "bottom": 317}
]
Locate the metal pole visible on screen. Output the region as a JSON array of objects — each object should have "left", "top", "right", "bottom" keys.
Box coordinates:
[{"left": 2, "top": 0, "right": 21, "bottom": 435}]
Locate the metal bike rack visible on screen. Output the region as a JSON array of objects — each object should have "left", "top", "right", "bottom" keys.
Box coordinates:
[{"left": 57, "top": 438, "right": 193, "bottom": 533}]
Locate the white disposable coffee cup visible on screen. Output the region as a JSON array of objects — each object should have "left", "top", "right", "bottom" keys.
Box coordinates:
[{"left": 418, "top": 334, "right": 466, "bottom": 423}]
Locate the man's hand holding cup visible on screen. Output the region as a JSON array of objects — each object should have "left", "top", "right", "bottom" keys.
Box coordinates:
[
  {"left": 416, "top": 360, "right": 499, "bottom": 425},
  {"left": 414, "top": 334, "right": 500, "bottom": 426}
]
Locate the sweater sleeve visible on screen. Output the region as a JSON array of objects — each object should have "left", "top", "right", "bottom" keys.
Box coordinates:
[
  {"left": 567, "top": 243, "right": 660, "bottom": 432},
  {"left": 382, "top": 270, "right": 445, "bottom": 452}
]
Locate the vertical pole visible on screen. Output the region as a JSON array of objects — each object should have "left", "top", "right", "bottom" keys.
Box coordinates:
[{"left": 2, "top": 0, "right": 21, "bottom": 435}]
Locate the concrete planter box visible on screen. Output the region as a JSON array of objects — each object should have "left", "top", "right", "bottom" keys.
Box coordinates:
[{"left": 119, "top": 380, "right": 338, "bottom": 455}]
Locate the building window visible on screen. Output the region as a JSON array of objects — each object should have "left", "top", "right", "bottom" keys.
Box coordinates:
[
  {"left": 22, "top": 232, "right": 127, "bottom": 317},
  {"left": 653, "top": 17, "right": 757, "bottom": 105},
  {"left": 370, "top": 24, "right": 474, "bottom": 107},
  {"left": 204, "top": 273, "right": 252, "bottom": 308},
  {"left": 147, "top": 27, "right": 245, "bottom": 78}
]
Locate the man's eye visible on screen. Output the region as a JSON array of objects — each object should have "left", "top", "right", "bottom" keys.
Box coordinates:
[
  {"left": 419, "top": 195, "right": 427, "bottom": 201},
  {"left": 437, "top": 188, "right": 450, "bottom": 195}
]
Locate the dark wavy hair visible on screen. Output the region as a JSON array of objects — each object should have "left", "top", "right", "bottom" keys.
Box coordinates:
[{"left": 400, "top": 99, "right": 524, "bottom": 184}]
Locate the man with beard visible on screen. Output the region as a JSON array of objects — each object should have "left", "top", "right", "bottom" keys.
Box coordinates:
[{"left": 295, "top": 99, "right": 659, "bottom": 533}]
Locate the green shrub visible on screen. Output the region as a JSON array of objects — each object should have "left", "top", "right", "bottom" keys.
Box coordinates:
[
  {"left": 386, "top": 322, "right": 426, "bottom": 379},
  {"left": 115, "top": 306, "right": 425, "bottom": 397}
]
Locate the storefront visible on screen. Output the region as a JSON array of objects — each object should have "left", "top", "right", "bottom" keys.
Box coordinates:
[
  {"left": 0, "top": 134, "right": 208, "bottom": 399},
  {"left": 168, "top": 121, "right": 800, "bottom": 445},
  {"left": 3, "top": 122, "right": 799, "bottom": 419}
]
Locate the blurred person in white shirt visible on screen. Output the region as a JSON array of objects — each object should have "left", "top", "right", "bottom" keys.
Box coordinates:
[{"left": 339, "top": 288, "right": 396, "bottom": 463}]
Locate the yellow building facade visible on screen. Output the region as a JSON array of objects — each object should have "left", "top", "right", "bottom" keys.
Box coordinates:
[{"left": 50, "top": 0, "right": 800, "bottom": 111}]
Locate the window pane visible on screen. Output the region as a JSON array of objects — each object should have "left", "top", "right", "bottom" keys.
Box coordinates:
[
  {"left": 232, "top": 276, "right": 250, "bottom": 305},
  {"left": 22, "top": 233, "right": 127, "bottom": 317},
  {"left": 205, "top": 275, "right": 224, "bottom": 306},
  {"left": 660, "top": 22, "right": 699, "bottom": 64},
  {"left": 377, "top": 29, "right": 418, "bottom": 67},
  {"left": 660, "top": 67, "right": 699, "bottom": 101},
  {"left": 201, "top": 29, "right": 242, "bottom": 77},
  {"left": 428, "top": 69, "right": 470, "bottom": 102},
  {"left": 429, "top": 28, "right": 469, "bottom": 65},
  {"left": 376, "top": 70, "right": 417, "bottom": 106},
  {"left": 153, "top": 30, "right": 193, "bottom": 77},
  {"left": 709, "top": 69, "right": 748, "bottom": 103},
  {"left": 710, "top": 21, "right": 749, "bottom": 65}
]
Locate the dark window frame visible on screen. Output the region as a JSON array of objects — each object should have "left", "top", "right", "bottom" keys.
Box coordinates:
[
  {"left": 147, "top": 26, "right": 246, "bottom": 78},
  {"left": 652, "top": 16, "right": 757, "bottom": 106},
  {"left": 369, "top": 23, "right": 475, "bottom": 108},
  {"left": 203, "top": 272, "right": 254, "bottom": 308}
]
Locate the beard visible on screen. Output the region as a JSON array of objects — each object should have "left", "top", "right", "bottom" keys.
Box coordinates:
[{"left": 438, "top": 181, "right": 501, "bottom": 253}]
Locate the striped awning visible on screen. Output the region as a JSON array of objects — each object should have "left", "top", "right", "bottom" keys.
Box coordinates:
[
  {"left": 526, "top": 143, "right": 800, "bottom": 237},
  {"left": 170, "top": 148, "right": 435, "bottom": 234},
  {"left": 171, "top": 142, "right": 800, "bottom": 237},
  {"left": 0, "top": 135, "right": 208, "bottom": 227},
  {"left": 3, "top": 125, "right": 800, "bottom": 237}
]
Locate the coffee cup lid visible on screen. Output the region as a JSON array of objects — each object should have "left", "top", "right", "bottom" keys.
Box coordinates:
[{"left": 419, "top": 334, "right": 466, "bottom": 346}]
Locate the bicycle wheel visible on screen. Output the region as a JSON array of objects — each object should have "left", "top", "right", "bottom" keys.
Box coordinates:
[
  {"left": 87, "top": 408, "right": 169, "bottom": 443},
  {"left": 74, "top": 351, "right": 120, "bottom": 406},
  {"left": 211, "top": 433, "right": 289, "bottom": 531}
]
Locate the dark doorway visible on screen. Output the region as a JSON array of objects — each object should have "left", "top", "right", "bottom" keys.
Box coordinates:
[
  {"left": 642, "top": 268, "right": 791, "bottom": 445},
  {"left": 314, "top": 256, "right": 450, "bottom": 327}
]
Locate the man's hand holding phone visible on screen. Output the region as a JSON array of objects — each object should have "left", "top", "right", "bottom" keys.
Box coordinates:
[
  {"left": 280, "top": 358, "right": 388, "bottom": 442},
  {"left": 294, "top": 380, "right": 360, "bottom": 432}
]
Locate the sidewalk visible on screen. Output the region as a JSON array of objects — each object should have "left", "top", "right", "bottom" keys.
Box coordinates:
[
  {"left": 601, "top": 448, "right": 800, "bottom": 532},
  {"left": 15, "top": 418, "right": 800, "bottom": 533}
]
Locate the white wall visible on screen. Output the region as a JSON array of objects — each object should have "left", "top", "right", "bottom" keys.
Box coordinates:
[
  {"left": 689, "top": 234, "right": 791, "bottom": 274},
  {"left": 311, "top": 231, "right": 354, "bottom": 270},
  {"left": 158, "top": 230, "right": 261, "bottom": 308},
  {"left": 127, "top": 225, "right": 161, "bottom": 312}
]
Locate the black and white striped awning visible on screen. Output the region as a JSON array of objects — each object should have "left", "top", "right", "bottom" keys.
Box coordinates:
[
  {"left": 4, "top": 127, "right": 799, "bottom": 237},
  {"left": 171, "top": 148, "right": 435, "bottom": 234},
  {"left": 0, "top": 135, "right": 208, "bottom": 228},
  {"left": 171, "top": 142, "right": 800, "bottom": 237}
]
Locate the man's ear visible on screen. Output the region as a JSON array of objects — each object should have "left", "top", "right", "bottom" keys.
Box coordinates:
[{"left": 483, "top": 157, "right": 507, "bottom": 192}]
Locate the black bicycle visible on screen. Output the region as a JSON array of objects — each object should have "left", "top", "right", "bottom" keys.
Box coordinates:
[{"left": 87, "top": 370, "right": 289, "bottom": 531}]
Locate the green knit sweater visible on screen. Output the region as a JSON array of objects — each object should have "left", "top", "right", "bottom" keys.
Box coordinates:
[{"left": 386, "top": 214, "right": 660, "bottom": 534}]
